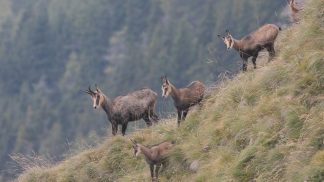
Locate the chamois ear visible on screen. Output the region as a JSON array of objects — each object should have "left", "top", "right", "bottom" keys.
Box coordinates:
[
  {"left": 160, "top": 75, "right": 165, "bottom": 81},
  {"left": 289, "top": 0, "right": 295, "bottom": 6},
  {"left": 83, "top": 90, "right": 91, "bottom": 95},
  {"left": 165, "top": 78, "right": 170, "bottom": 85},
  {"left": 225, "top": 29, "right": 231, "bottom": 36},
  {"left": 217, "top": 35, "right": 224, "bottom": 40},
  {"left": 161, "top": 75, "right": 169, "bottom": 84},
  {"left": 95, "top": 84, "right": 102, "bottom": 93},
  {"left": 84, "top": 86, "right": 94, "bottom": 95}
]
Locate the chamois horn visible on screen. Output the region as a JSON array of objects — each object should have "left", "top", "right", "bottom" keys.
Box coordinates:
[
  {"left": 225, "top": 29, "right": 230, "bottom": 35},
  {"left": 84, "top": 86, "right": 94, "bottom": 95},
  {"left": 161, "top": 75, "right": 167, "bottom": 81},
  {"left": 95, "top": 84, "right": 102, "bottom": 93}
]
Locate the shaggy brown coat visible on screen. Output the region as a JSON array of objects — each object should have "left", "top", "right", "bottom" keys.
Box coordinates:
[
  {"left": 85, "top": 86, "right": 158, "bottom": 136},
  {"left": 161, "top": 76, "right": 205, "bottom": 126},
  {"left": 218, "top": 24, "right": 281, "bottom": 71},
  {"left": 131, "top": 139, "right": 175, "bottom": 182}
]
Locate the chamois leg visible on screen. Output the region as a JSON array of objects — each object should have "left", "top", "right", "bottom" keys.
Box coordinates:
[
  {"left": 143, "top": 114, "right": 153, "bottom": 127},
  {"left": 154, "top": 164, "right": 161, "bottom": 181},
  {"left": 242, "top": 59, "right": 248, "bottom": 72},
  {"left": 240, "top": 53, "right": 248, "bottom": 72},
  {"left": 266, "top": 44, "right": 275, "bottom": 62},
  {"left": 111, "top": 123, "right": 118, "bottom": 136},
  {"left": 160, "top": 160, "right": 168, "bottom": 173},
  {"left": 198, "top": 98, "right": 204, "bottom": 108},
  {"left": 149, "top": 108, "right": 159, "bottom": 123},
  {"left": 150, "top": 103, "right": 159, "bottom": 123},
  {"left": 252, "top": 56, "right": 257, "bottom": 69},
  {"left": 150, "top": 164, "right": 154, "bottom": 181},
  {"left": 240, "top": 54, "right": 248, "bottom": 72},
  {"left": 121, "top": 123, "right": 128, "bottom": 136},
  {"left": 152, "top": 112, "right": 159, "bottom": 122},
  {"left": 177, "top": 110, "right": 182, "bottom": 127},
  {"left": 182, "top": 109, "right": 189, "bottom": 120}
]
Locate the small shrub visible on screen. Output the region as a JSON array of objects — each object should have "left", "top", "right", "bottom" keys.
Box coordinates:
[
  {"left": 285, "top": 111, "right": 304, "bottom": 140},
  {"left": 233, "top": 147, "right": 257, "bottom": 181},
  {"left": 85, "top": 164, "right": 97, "bottom": 179}
]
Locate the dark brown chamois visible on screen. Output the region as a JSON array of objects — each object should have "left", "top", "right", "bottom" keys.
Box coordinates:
[
  {"left": 161, "top": 76, "right": 205, "bottom": 127},
  {"left": 85, "top": 85, "right": 159, "bottom": 136},
  {"left": 287, "top": 0, "right": 302, "bottom": 23},
  {"left": 131, "top": 139, "right": 175, "bottom": 182},
  {"left": 218, "top": 24, "right": 281, "bottom": 71}
]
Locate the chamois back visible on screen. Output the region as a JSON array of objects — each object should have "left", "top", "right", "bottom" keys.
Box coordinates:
[
  {"left": 112, "top": 88, "right": 157, "bottom": 115},
  {"left": 85, "top": 86, "right": 158, "bottom": 136},
  {"left": 241, "top": 24, "right": 280, "bottom": 49},
  {"left": 161, "top": 76, "right": 205, "bottom": 126},
  {"left": 179, "top": 81, "right": 205, "bottom": 105},
  {"left": 131, "top": 139, "right": 175, "bottom": 181},
  {"left": 218, "top": 24, "right": 281, "bottom": 71}
]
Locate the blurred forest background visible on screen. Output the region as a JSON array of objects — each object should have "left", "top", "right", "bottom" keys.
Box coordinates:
[{"left": 0, "top": 0, "right": 287, "bottom": 180}]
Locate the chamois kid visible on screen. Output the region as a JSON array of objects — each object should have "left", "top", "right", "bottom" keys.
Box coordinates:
[
  {"left": 85, "top": 85, "right": 158, "bottom": 136},
  {"left": 131, "top": 139, "right": 175, "bottom": 182},
  {"left": 218, "top": 24, "right": 281, "bottom": 71},
  {"left": 161, "top": 76, "right": 205, "bottom": 127}
]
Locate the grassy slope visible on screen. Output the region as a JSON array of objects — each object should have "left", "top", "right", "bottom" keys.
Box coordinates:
[{"left": 17, "top": 0, "right": 324, "bottom": 181}]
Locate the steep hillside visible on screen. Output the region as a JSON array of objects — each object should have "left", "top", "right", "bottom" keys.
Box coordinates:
[
  {"left": 0, "top": 1, "right": 286, "bottom": 179},
  {"left": 16, "top": 0, "right": 323, "bottom": 181}
]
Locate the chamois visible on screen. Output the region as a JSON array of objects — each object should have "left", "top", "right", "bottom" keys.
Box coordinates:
[
  {"left": 161, "top": 76, "right": 205, "bottom": 127},
  {"left": 131, "top": 139, "right": 175, "bottom": 182},
  {"left": 287, "top": 0, "right": 302, "bottom": 23},
  {"left": 218, "top": 24, "right": 281, "bottom": 71},
  {"left": 84, "top": 85, "right": 159, "bottom": 136}
]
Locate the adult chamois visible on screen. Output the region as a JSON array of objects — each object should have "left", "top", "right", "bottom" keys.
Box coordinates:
[
  {"left": 161, "top": 76, "right": 205, "bottom": 127},
  {"left": 84, "top": 85, "right": 159, "bottom": 136},
  {"left": 287, "top": 0, "right": 302, "bottom": 23},
  {"left": 218, "top": 24, "right": 281, "bottom": 71},
  {"left": 131, "top": 139, "right": 175, "bottom": 182}
]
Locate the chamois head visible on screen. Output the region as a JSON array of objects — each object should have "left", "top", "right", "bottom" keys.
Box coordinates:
[
  {"left": 287, "top": 0, "right": 301, "bottom": 22},
  {"left": 288, "top": 0, "right": 297, "bottom": 8},
  {"left": 218, "top": 30, "right": 234, "bottom": 50},
  {"left": 161, "top": 76, "right": 171, "bottom": 98},
  {"left": 84, "top": 85, "right": 105, "bottom": 109},
  {"left": 288, "top": 0, "right": 300, "bottom": 11},
  {"left": 130, "top": 139, "right": 141, "bottom": 157}
]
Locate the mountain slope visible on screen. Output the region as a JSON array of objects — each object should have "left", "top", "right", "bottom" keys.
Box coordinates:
[
  {"left": 0, "top": 1, "right": 286, "bottom": 179},
  {"left": 17, "top": 0, "right": 323, "bottom": 181}
]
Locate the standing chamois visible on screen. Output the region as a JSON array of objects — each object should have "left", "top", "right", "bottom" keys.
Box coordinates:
[
  {"left": 218, "top": 24, "right": 281, "bottom": 71},
  {"left": 131, "top": 139, "right": 175, "bottom": 182},
  {"left": 287, "top": 0, "right": 302, "bottom": 23},
  {"left": 85, "top": 85, "right": 159, "bottom": 136},
  {"left": 161, "top": 76, "right": 205, "bottom": 127}
]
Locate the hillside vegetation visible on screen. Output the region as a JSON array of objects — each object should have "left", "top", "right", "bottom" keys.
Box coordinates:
[
  {"left": 17, "top": 0, "right": 323, "bottom": 181},
  {"left": 0, "top": 1, "right": 286, "bottom": 179}
]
